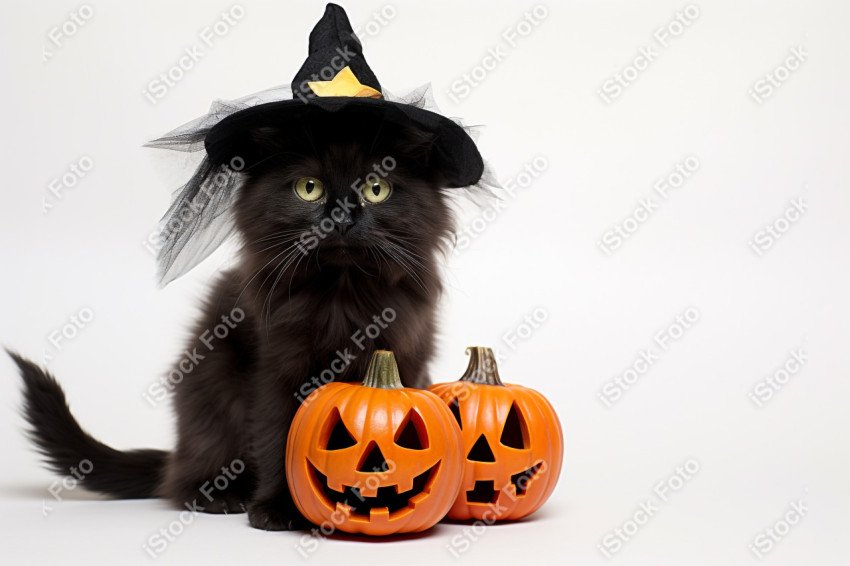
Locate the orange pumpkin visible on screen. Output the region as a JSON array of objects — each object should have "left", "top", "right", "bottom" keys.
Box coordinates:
[
  {"left": 429, "top": 347, "right": 563, "bottom": 521},
  {"left": 286, "top": 350, "right": 463, "bottom": 535}
]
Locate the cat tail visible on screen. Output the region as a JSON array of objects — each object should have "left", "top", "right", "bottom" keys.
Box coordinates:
[{"left": 8, "top": 351, "right": 168, "bottom": 499}]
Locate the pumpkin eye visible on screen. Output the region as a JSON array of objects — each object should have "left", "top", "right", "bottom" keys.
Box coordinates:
[
  {"left": 360, "top": 179, "right": 392, "bottom": 204},
  {"left": 324, "top": 409, "right": 357, "bottom": 450},
  {"left": 294, "top": 177, "right": 325, "bottom": 202},
  {"left": 448, "top": 398, "right": 462, "bottom": 429},
  {"left": 500, "top": 403, "right": 529, "bottom": 449},
  {"left": 394, "top": 410, "right": 428, "bottom": 450}
]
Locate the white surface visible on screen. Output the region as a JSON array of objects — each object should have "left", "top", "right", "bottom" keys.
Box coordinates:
[{"left": 2, "top": 0, "right": 848, "bottom": 564}]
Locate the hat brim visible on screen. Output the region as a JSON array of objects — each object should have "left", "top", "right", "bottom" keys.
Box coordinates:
[{"left": 204, "top": 97, "right": 484, "bottom": 188}]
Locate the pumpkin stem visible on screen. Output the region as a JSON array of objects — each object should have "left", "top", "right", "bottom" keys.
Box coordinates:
[
  {"left": 460, "top": 346, "right": 504, "bottom": 385},
  {"left": 362, "top": 350, "right": 404, "bottom": 389}
]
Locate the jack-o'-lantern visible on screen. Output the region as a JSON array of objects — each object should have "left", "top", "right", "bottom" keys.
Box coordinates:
[
  {"left": 286, "top": 350, "right": 463, "bottom": 535},
  {"left": 429, "top": 347, "right": 563, "bottom": 521}
]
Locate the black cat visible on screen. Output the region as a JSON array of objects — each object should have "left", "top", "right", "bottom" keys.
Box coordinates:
[{"left": 10, "top": 112, "right": 463, "bottom": 530}]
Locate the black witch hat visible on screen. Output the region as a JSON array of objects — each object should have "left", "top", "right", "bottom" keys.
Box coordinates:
[
  {"left": 149, "top": 3, "right": 488, "bottom": 285},
  {"left": 206, "top": 3, "right": 483, "bottom": 187}
]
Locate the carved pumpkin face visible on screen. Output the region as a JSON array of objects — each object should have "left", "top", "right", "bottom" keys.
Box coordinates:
[
  {"left": 287, "top": 351, "right": 463, "bottom": 535},
  {"left": 429, "top": 347, "right": 563, "bottom": 521}
]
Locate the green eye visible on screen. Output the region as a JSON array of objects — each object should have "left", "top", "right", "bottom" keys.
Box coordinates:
[
  {"left": 361, "top": 179, "right": 392, "bottom": 204},
  {"left": 294, "top": 177, "right": 325, "bottom": 202}
]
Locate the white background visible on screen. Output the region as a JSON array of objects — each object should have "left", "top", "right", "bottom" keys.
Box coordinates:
[{"left": 2, "top": 1, "right": 849, "bottom": 564}]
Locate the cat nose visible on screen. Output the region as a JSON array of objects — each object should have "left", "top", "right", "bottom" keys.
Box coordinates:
[
  {"left": 331, "top": 202, "right": 361, "bottom": 235},
  {"left": 333, "top": 212, "right": 354, "bottom": 235},
  {"left": 328, "top": 197, "right": 359, "bottom": 235}
]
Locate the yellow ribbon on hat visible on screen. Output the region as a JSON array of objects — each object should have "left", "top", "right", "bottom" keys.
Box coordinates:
[{"left": 307, "top": 66, "right": 383, "bottom": 99}]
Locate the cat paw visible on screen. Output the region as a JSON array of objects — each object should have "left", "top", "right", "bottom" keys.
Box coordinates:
[
  {"left": 203, "top": 493, "right": 247, "bottom": 515},
  {"left": 248, "top": 499, "right": 309, "bottom": 531}
]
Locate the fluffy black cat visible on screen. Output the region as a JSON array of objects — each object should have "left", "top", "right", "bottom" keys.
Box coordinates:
[{"left": 10, "top": 112, "right": 460, "bottom": 530}]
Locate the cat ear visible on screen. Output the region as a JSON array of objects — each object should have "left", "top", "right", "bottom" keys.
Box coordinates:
[
  {"left": 246, "top": 126, "right": 287, "bottom": 162},
  {"left": 394, "top": 126, "right": 480, "bottom": 188},
  {"left": 397, "top": 127, "right": 436, "bottom": 163},
  {"left": 392, "top": 126, "right": 447, "bottom": 183},
  {"left": 402, "top": 126, "right": 436, "bottom": 154}
]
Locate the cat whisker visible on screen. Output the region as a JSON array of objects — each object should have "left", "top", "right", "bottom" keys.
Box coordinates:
[
  {"left": 234, "top": 241, "right": 302, "bottom": 308},
  {"left": 372, "top": 242, "right": 429, "bottom": 294},
  {"left": 287, "top": 247, "right": 312, "bottom": 302},
  {"left": 381, "top": 238, "right": 429, "bottom": 264},
  {"left": 377, "top": 229, "right": 428, "bottom": 243},
  {"left": 261, "top": 246, "right": 305, "bottom": 333},
  {"left": 379, "top": 247, "right": 425, "bottom": 292},
  {"left": 247, "top": 229, "right": 308, "bottom": 246},
  {"left": 250, "top": 239, "right": 300, "bottom": 257},
  {"left": 381, "top": 239, "right": 431, "bottom": 272}
]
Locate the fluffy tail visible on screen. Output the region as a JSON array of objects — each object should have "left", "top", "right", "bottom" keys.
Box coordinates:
[{"left": 8, "top": 351, "right": 168, "bottom": 499}]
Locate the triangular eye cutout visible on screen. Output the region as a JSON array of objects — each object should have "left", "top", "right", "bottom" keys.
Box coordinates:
[
  {"left": 357, "top": 441, "right": 389, "bottom": 472},
  {"left": 325, "top": 409, "right": 357, "bottom": 450},
  {"left": 395, "top": 410, "right": 428, "bottom": 450},
  {"left": 500, "top": 402, "right": 529, "bottom": 449},
  {"left": 448, "top": 398, "right": 462, "bottom": 429},
  {"left": 467, "top": 434, "right": 496, "bottom": 462}
]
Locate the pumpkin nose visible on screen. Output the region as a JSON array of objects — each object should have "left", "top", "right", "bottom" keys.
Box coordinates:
[
  {"left": 357, "top": 441, "right": 389, "bottom": 472},
  {"left": 467, "top": 434, "right": 496, "bottom": 462}
]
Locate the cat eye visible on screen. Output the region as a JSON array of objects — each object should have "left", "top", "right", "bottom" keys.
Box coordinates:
[
  {"left": 293, "top": 177, "right": 325, "bottom": 202},
  {"left": 360, "top": 179, "right": 392, "bottom": 204}
]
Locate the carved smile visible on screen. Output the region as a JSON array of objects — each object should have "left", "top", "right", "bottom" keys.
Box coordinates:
[
  {"left": 465, "top": 462, "right": 544, "bottom": 504},
  {"left": 308, "top": 461, "right": 440, "bottom": 519}
]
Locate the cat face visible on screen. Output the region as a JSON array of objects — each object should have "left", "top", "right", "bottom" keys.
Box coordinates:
[{"left": 233, "top": 113, "right": 453, "bottom": 288}]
